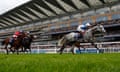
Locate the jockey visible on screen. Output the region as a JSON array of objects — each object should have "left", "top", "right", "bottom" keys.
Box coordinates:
[
  {"left": 77, "top": 22, "right": 92, "bottom": 37},
  {"left": 13, "top": 30, "right": 25, "bottom": 38},
  {"left": 9, "top": 30, "right": 24, "bottom": 45},
  {"left": 13, "top": 31, "right": 21, "bottom": 39}
]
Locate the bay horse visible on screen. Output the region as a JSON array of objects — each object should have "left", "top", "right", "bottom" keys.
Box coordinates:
[
  {"left": 1, "top": 33, "right": 26, "bottom": 55},
  {"left": 58, "top": 24, "right": 106, "bottom": 54}
]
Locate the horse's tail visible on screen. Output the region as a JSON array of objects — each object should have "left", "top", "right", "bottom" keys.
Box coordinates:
[{"left": 58, "top": 36, "right": 66, "bottom": 46}]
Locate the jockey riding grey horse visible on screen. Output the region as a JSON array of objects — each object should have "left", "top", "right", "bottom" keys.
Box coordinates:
[{"left": 58, "top": 24, "right": 106, "bottom": 54}]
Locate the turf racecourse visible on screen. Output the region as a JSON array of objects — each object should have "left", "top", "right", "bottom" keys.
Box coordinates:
[{"left": 0, "top": 53, "right": 120, "bottom": 72}]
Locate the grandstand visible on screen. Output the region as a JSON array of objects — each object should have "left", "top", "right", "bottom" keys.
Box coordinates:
[{"left": 0, "top": 0, "right": 120, "bottom": 53}]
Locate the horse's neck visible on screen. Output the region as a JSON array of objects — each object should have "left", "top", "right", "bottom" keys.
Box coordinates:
[
  {"left": 26, "top": 35, "right": 33, "bottom": 41},
  {"left": 90, "top": 26, "right": 97, "bottom": 30},
  {"left": 21, "top": 34, "right": 26, "bottom": 38},
  {"left": 17, "top": 35, "right": 24, "bottom": 41},
  {"left": 84, "top": 26, "right": 97, "bottom": 40}
]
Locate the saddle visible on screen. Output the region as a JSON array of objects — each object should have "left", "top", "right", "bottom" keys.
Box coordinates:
[
  {"left": 9, "top": 35, "right": 23, "bottom": 45},
  {"left": 74, "top": 32, "right": 83, "bottom": 41},
  {"left": 9, "top": 37, "right": 18, "bottom": 45}
]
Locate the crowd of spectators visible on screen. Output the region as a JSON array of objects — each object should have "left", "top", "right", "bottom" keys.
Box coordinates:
[{"left": 49, "top": 19, "right": 120, "bottom": 35}]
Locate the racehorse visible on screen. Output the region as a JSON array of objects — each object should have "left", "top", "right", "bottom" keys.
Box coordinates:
[
  {"left": 1, "top": 33, "right": 26, "bottom": 54},
  {"left": 58, "top": 24, "right": 106, "bottom": 54},
  {"left": 22, "top": 35, "right": 35, "bottom": 53}
]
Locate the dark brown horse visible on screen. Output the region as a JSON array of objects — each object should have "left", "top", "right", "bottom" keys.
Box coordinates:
[
  {"left": 22, "top": 35, "right": 35, "bottom": 53},
  {"left": 2, "top": 33, "right": 26, "bottom": 54}
]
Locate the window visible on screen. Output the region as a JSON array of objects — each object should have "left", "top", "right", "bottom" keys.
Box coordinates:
[
  {"left": 96, "top": 16, "right": 108, "bottom": 22},
  {"left": 83, "top": 11, "right": 95, "bottom": 17},
  {"left": 51, "top": 18, "right": 59, "bottom": 23},
  {"left": 112, "top": 14, "right": 120, "bottom": 19},
  {"left": 82, "top": 19, "right": 92, "bottom": 25},
  {"left": 60, "top": 16, "right": 69, "bottom": 21},
  {"left": 70, "top": 21, "right": 79, "bottom": 26},
  {"left": 50, "top": 25, "right": 56, "bottom": 29},
  {"left": 43, "top": 20, "right": 50, "bottom": 24},
  {"left": 72, "top": 13, "right": 81, "bottom": 18},
  {"left": 96, "top": 7, "right": 110, "bottom": 14},
  {"left": 35, "top": 21, "right": 41, "bottom": 25},
  {"left": 60, "top": 24, "right": 67, "bottom": 28}
]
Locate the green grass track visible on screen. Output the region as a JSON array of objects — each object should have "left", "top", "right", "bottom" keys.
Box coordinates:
[{"left": 0, "top": 53, "right": 120, "bottom": 72}]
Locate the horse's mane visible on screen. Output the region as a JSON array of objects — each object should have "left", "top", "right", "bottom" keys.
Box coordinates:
[{"left": 89, "top": 25, "right": 97, "bottom": 31}]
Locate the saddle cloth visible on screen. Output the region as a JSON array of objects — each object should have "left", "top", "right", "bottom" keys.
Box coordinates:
[{"left": 66, "top": 32, "right": 82, "bottom": 41}]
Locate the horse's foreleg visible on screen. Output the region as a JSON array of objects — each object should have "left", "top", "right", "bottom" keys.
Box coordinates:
[
  {"left": 77, "top": 46, "right": 81, "bottom": 54},
  {"left": 75, "top": 42, "right": 81, "bottom": 54},
  {"left": 16, "top": 48, "right": 19, "bottom": 55},
  {"left": 91, "top": 42, "right": 99, "bottom": 54},
  {"left": 14, "top": 46, "right": 20, "bottom": 55},
  {"left": 9, "top": 46, "right": 15, "bottom": 54},
  {"left": 59, "top": 45, "right": 65, "bottom": 55},
  {"left": 71, "top": 45, "right": 75, "bottom": 55},
  {"left": 25, "top": 46, "right": 31, "bottom": 54},
  {"left": 29, "top": 47, "right": 31, "bottom": 54},
  {"left": 5, "top": 45, "right": 9, "bottom": 55},
  {"left": 21, "top": 46, "right": 24, "bottom": 52},
  {"left": 80, "top": 45, "right": 86, "bottom": 53}
]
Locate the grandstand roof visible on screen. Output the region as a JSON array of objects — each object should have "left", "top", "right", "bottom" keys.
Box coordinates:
[{"left": 0, "top": 0, "right": 119, "bottom": 29}]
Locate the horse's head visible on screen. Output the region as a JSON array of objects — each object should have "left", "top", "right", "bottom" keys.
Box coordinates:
[
  {"left": 22, "top": 35, "right": 35, "bottom": 45},
  {"left": 92, "top": 24, "right": 106, "bottom": 37},
  {"left": 29, "top": 35, "right": 37, "bottom": 41},
  {"left": 31, "top": 35, "right": 37, "bottom": 39}
]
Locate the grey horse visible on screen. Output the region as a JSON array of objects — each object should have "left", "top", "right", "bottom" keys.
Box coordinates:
[{"left": 58, "top": 24, "right": 106, "bottom": 54}]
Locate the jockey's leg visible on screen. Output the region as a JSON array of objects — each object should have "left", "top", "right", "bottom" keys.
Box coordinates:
[
  {"left": 77, "top": 32, "right": 83, "bottom": 40},
  {"left": 10, "top": 35, "right": 18, "bottom": 45},
  {"left": 78, "top": 31, "right": 84, "bottom": 38},
  {"left": 9, "top": 37, "right": 14, "bottom": 45}
]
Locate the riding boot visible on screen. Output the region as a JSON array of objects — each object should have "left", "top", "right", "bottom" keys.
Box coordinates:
[
  {"left": 79, "top": 32, "right": 83, "bottom": 38},
  {"left": 10, "top": 37, "right": 14, "bottom": 45}
]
